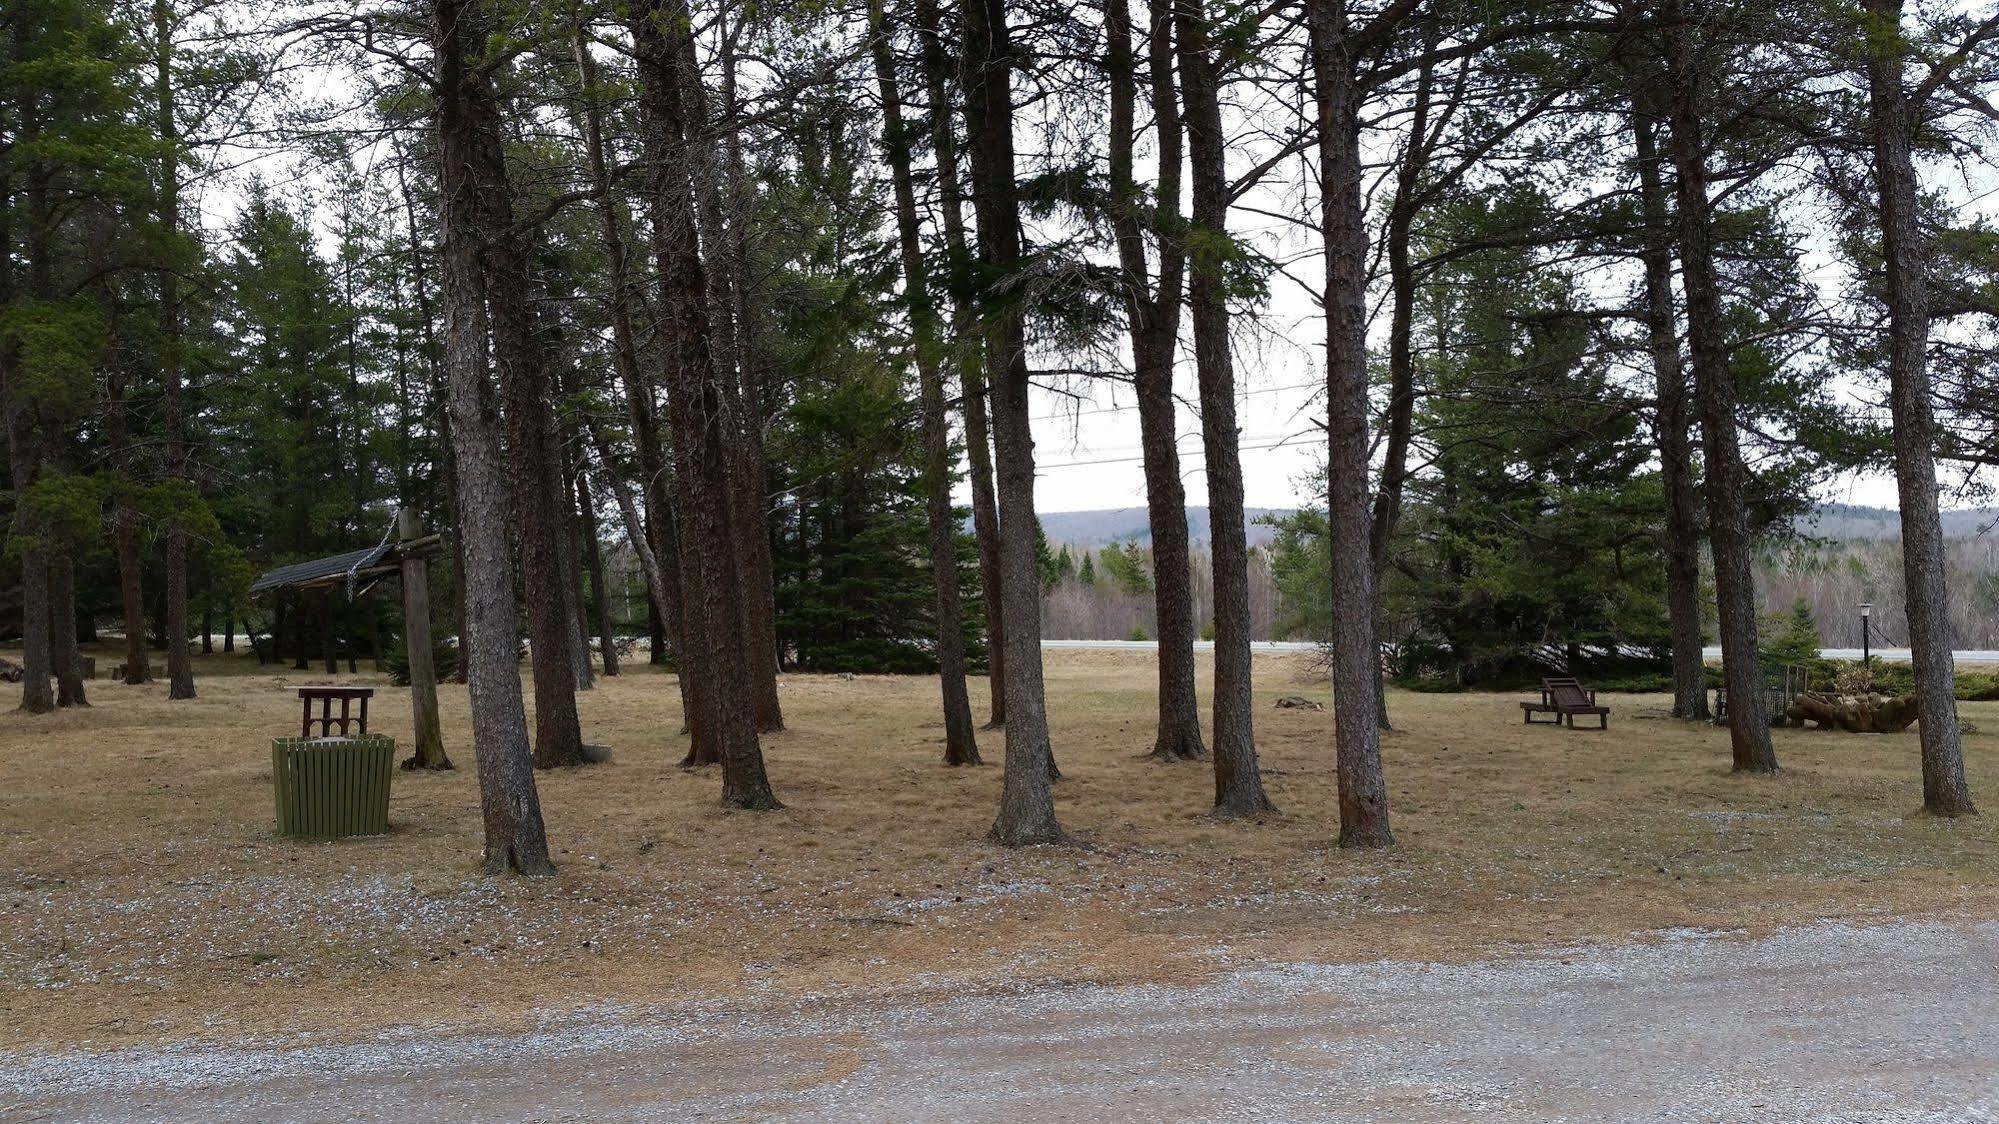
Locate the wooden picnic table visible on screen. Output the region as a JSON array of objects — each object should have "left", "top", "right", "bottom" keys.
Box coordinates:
[{"left": 298, "top": 686, "right": 375, "bottom": 739}]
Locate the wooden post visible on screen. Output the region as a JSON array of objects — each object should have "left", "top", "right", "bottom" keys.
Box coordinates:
[{"left": 398, "top": 509, "right": 452, "bottom": 769}]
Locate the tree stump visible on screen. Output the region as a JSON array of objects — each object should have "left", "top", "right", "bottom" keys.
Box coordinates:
[{"left": 1784, "top": 692, "right": 1921, "bottom": 734}]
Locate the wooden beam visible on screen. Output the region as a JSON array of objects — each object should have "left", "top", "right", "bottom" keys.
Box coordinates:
[{"left": 398, "top": 509, "right": 451, "bottom": 770}]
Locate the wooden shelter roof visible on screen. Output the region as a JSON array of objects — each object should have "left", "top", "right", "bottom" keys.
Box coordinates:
[{"left": 248, "top": 535, "right": 444, "bottom": 596}]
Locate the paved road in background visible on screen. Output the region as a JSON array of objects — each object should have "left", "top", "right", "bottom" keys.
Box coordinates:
[
  {"left": 1043, "top": 639, "right": 1319, "bottom": 652},
  {"left": 11, "top": 921, "right": 1997, "bottom": 1122},
  {"left": 1043, "top": 639, "right": 1999, "bottom": 663}
]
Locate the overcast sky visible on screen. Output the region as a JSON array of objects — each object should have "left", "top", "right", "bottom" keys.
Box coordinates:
[{"left": 233, "top": 10, "right": 1986, "bottom": 520}]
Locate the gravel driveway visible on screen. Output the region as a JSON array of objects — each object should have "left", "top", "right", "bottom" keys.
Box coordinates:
[{"left": 9, "top": 919, "right": 1997, "bottom": 1122}]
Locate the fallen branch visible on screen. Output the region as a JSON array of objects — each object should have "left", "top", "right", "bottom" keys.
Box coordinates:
[{"left": 1784, "top": 692, "right": 1921, "bottom": 734}]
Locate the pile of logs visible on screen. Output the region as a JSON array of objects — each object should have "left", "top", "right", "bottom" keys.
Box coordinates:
[{"left": 1784, "top": 691, "right": 1921, "bottom": 734}]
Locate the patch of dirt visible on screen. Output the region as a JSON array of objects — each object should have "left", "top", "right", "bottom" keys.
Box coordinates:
[{"left": 9, "top": 920, "right": 1998, "bottom": 1121}]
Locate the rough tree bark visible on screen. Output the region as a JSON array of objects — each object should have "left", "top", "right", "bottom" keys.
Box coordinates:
[
  {"left": 705, "top": 21, "right": 786, "bottom": 733},
  {"left": 1364, "top": 74, "right": 1424, "bottom": 737},
  {"left": 6, "top": 84, "right": 53, "bottom": 714},
  {"left": 389, "top": 137, "right": 472, "bottom": 685},
  {"left": 429, "top": 0, "right": 555, "bottom": 874},
  {"left": 1865, "top": 0, "right": 1974, "bottom": 815},
  {"left": 1662, "top": 0, "right": 1775, "bottom": 772},
  {"left": 486, "top": 226, "right": 586, "bottom": 766},
  {"left": 105, "top": 367, "right": 150, "bottom": 684},
  {"left": 916, "top": 0, "right": 1006, "bottom": 729},
  {"left": 155, "top": 0, "right": 194, "bottom": 701},
  {"left": 570, "top": 28, "right": 695, "bottom": 721},
  {"left": 1365, "top": 32, "right": 1448, "bottom": 735},
  {"left": 632, "top": 0, "right": 780, "bottom": 809},
  {"left": 50, "top": 547, "right": 87, "bottom": 706},
  {"left": 870, "top": 0, "right": 981, "bottom": 766},
  {"left": 1627, "top": 90, "right": 1710, "bottom": 722},
  {"left": 962, "top": 0, "right": 1065, "bottom": 843},
  {"left": 1179, "top": 0, "right": 1273, "bottom": 816},
  {"left": 1309, "top": 0, "right": 1392, "bottom": 845},
  {"left": 1109, "top": 0, "right": 1206, "bottom": 764},
  {"left": 5, "top": 408, "right": 53, "bottom": 714},
  {"left": 556, "top": 425, "right": 594, "bottom": 691}
]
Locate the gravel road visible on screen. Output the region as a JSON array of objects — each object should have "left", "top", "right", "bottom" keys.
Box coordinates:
[{"left": 9, "top": 920, "right": 1997, "bottom": 1122}]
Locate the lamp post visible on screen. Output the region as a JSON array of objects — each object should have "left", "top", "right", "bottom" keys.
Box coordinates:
[{"left": 1860, "top": 602, "right": 1873, "bottom": 675}]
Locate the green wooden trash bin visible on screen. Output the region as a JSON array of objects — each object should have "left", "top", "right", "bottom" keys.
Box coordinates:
[{"left": 271, "top": 735, "right": 395, "bottom": 838}]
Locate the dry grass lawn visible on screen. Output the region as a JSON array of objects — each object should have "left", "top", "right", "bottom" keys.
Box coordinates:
[{"left": 3, "top": 645, "right": 1998, "bottom": 1051}]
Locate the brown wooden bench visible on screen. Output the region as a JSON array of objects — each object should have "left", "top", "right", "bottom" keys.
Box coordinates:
[
  {"left": 1521, "top": 676, "right": 1609, "bottom": 729},
  {"left": 298, "top": 687, "right": 374, "bottom": 739}
]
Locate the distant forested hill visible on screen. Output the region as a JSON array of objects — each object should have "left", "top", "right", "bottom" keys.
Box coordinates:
[
  {"left": 1800, "top": 504, "right": 1999, "bottom": 540},
  {"left": 1034, "top": 503, "right": 1999, "bottom": 548},
  {"left": 1034, "top": 507, "right": 1293, "bottom": 550},
  {"left": 1027, "top": 504, "right": 1999, "bottom": 646}
]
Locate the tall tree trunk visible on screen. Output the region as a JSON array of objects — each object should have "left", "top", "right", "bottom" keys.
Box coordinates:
[
  {"left": 1366, "top": 39, "right": 1438, "bottom": 736},
  {"left": 690, "top": 19, "right": 785, "bottom": 733},
  {"left": 1628, "top": 93, "right": 1710, "bottom": 722},
  {"left": 632, "top": 0, "right": 780, "bottom": 809},
  {"left": 503, "top": 385, "right": 588, "bottom": 761},
  {"left": 113, "top": 504, "right": 149, "bottom": 682},
  {"left": 1663, "top": 0, "right": 1775, "bottom": 772},
  {"left": 1110, "top": 0, "right": 1205, "bottom": 764},
  {"left": 7, "top": 413, "right": 53, "bottom": 714},
  {"left": 570, "top": 26, "right": 686, "bottom": 706},
  {"left": 50, "top": 547, "right": 87, "bottom": 707},
  {"left": 586, "top": 425, "right": 677, "bottom": 688},
  {"left": 721, "top": 25, "right": 786, "bottom": 723},
  {"left": 1866, "top": 0, "right": 1973, "bottom": 815},
  {"left": 553, "top": 412, "right": 593, "bottom": 691},
  {"left": 871, "top": 0, "right": 980, "bottom": 766},
  {"left": 5, "top": 96, "right": 52, "bottom": 714},
  {"left": 430, "top": 0, "right": 555, "bottom": 874},
  {"left": 600, "top": 25, "right": 714, "bottom": 759},
  {"left": 666, "top": 488, "right": 717, "bottom": 760},
  {"left": 38, "top": 419, "right": 84, "bottom": 705},
  {"left": 577, "top": 464, "right": 619, "bottom": 678},
  {"left": 457, "top": 68, "right": 586, "bottom": 768},
  {"left": 916, "top": 0, "right": 1006, "bottom": 728},
  {"left": 390, "top": 135, "right": 470, "bottom": 685},
  {"left": 106, "top": 369, "right": 150, "bottom": 684},
  {"left": 963, "top": 0, "right": 1065, "bottom": 844},
  {"left": 8, "top": 470, "right": 54, "bottom": 713},
  {"left": 1309, "top": 0, "right": 1391, "bottom": 845},
  {"left": 1181, "top": 0, "right": 1273, "bottom": 817},
  {"left": 155, "top": 0, "right": 194, "bottom": 701},
  {"left": 644, "top": 567, "right": 669, "bottom": 662},
  {"left": 445, "top": 433, "right": 472, "bottom": 684}
]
